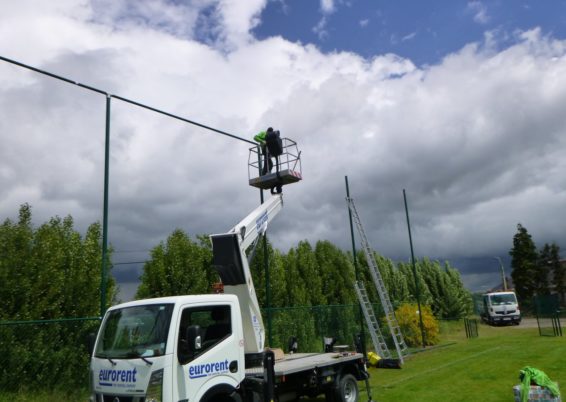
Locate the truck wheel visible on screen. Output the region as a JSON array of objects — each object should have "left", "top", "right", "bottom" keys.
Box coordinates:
[
  {"left": 335, "top": 374, "right": 359, "bottom": 402},
  {"left": 203, "top": 393, "right": 241, "bottom": 402}
]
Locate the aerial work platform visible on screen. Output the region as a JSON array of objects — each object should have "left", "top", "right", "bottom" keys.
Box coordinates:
[
  {"left": 249, "top": 169, "right": 302, "bottom": 190},
  {"left": 248, "top": 137, "right": 302, "bottom": 192}
]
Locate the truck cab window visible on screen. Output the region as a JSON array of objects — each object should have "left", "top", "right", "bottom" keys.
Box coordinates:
[
  {"left": 95, "top": 304, "right": 174, "bottom": 359},
  {"left": 178, "top": 305, "right": 232, "bottom": 363}
]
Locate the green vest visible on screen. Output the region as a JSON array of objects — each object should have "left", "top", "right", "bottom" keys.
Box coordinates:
[{"left": 254, "top": 131, "right": 267, "bottom": 143}]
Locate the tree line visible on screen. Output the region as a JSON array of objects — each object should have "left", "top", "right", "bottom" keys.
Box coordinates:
[
  {"left": 136, "top": 230, "right": 473, "bottom": 319},
  {"left": 0, "top": 205, "right": 473, "bottom": 326},
  {"left": 135, "top": 229, "right": 472, "bottom": 350},
  {"left": 510, "top": 223, "right": 565, "bottom": 309},
  {"left": 0, "top": 205, "right": 472, "bottom": 390}
]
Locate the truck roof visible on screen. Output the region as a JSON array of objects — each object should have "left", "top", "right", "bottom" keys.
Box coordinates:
[{"left": 106, "top": 294, "right": 238, "bottom": 311}]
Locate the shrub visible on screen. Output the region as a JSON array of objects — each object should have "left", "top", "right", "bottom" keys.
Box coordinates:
[{"left": 395, "top": 303, "right": 439, "bottom": 347}]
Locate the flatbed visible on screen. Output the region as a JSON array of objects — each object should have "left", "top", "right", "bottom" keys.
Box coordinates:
[{"left": 246, "top": 352, "right": 364, "bottom": 377}]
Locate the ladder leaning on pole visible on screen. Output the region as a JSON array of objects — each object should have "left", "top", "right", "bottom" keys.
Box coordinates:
[
  {"left": 347, "top": 196, "right": 409, "bottom": 363},
  {"left": 354, "top": 281, "right": 391, "bottom": 359}
]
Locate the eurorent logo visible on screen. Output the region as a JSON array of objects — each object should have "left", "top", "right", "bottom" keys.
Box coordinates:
[
  {"left": 99, "top": 368, "right": 137, "bottom": 387},
  {"left": 256, "top": 211, "right": 268, "bottom": 232},
  {"left": 189, "top": 359, "right": 229, "bottom": 379}
]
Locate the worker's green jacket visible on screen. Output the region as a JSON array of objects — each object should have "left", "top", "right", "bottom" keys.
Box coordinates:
[{"left": 254, "top": 131, "right": 267, "bottom": 143}]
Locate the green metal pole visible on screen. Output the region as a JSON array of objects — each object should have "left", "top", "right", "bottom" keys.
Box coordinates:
[
  {"left": 403, "top": 189, "right": 426, "bottom": 348},
  {"left": 100, "top": 95, "right": 111, "bottom": 317},
  {"left": 346, "top": 177, "right": 373, "bottom": 402},
  {"left": 257, "top": 145, "right": 273, "bottom": 347},
  {"left": 345, "top": 177, "right": 359, "bottom": 281},
  {"left": 264, "top": 235, "right": 272, "bottom": 347}
]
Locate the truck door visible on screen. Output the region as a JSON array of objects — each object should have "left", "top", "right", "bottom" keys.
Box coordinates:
[{"left": 173, "top": 304, "right": 244, "bottom": 401}]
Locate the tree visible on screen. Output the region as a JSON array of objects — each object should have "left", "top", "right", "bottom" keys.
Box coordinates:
[
  {"left": 398, "top": 260, "right": 433, "bottom": 307},
  {"left": 296, "top": 240, "right": 326, "bottom": 305},
  {"left": 510, "top": 224, "right": 538, "bottom": 308},
  {"left": 395, "top": 303, "right": 439, "bottom": 347},
  {"left": 540, "top": 243, "right": 564, "bottom": 303},
  {"left": 0, "top": 204, "right": 115, "bottom": 391},
  {"left": 0, "top": 204, "right": 115, "bottom": 319},
  {"left": 313, "top": 241, "right": 358, "bottom": 346},
  {"left": 315, "top": 240, "right": 356, "bottom": 305},
  {"left": 419, "top": 258, "right": 445, "bottom": 317},
  {"left": 281, "top": 247, "right": 309, "bottom": 306},
  {"left": 376, "top": 254, "right": 410, "bottom": 307},
  {"left": 536, "top": 243, "right": 554, "bottom": 296},
  {"left": 440, "top": 263, "right": 473, "bottom": 319},
  {"left": 136, "top": 229, "right": 211, "bottom": 298}
]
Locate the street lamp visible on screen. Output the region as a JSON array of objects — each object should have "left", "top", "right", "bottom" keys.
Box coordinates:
[{"left": 494, "top": 257, "right": 508, "bottom": 291}]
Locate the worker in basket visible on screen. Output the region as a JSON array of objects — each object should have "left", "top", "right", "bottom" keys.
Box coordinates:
[{"left": 254, "top": 127, "right": 284, "bottom": 193}]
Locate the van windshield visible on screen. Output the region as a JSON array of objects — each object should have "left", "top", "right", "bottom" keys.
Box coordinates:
[
  {"left": 490, "top": 294, "right": 517, "bottom": 306},
  {"left": 95, "top": 304, "right": 174, "bottom": 359}
]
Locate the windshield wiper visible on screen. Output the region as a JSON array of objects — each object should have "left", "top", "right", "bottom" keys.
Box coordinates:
[
  {"left": 97, "top": 354, "right": 117, "bottom": 366},
  {"left": 126, "top": 350, "right": 154, "bottom": 365},
  {"left": 141, "top": 356, "right": 153, "bottom": 365}
]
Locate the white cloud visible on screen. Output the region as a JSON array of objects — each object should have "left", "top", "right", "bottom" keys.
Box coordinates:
[
  {"left": 401, "top": 32, "right": 417, "bottom": 42},
  {"left": 359, "top": 19, "right": 369, "bottom": 28},
  {"left": 1, "top": 1, "right": 566, "bottom": 296},
  {"left": 213, "top": 0, "right": 268, "bottom": 49},
  {"left": 314, "top": 0, "right": 338, "bottom": 40},
  {"left": 313, "top": 16, "right": 330, "bottom": 40},
  {"left": 467, "top": 1, "right": 490, "bottom": 25},
  {"left": 320, "top": 0, "right": 335, "bottom": 15},
  {"left": 89, "top": 0, "right": 207, "bottom": 38}
]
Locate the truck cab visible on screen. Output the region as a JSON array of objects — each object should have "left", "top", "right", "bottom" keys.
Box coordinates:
[
  {"left": 90, "top": 294, "right": 246, "bottom": 401},
  {"left": 481, "top": 291, "right": 521, "bottom": 326},
  {"left": 90, "top": 292, "right": 367, "bottom": 402}
]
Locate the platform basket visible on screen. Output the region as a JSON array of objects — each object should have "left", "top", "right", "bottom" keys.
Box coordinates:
[{"left": 248, "top": 137, "right": 302, "bottom": 190}]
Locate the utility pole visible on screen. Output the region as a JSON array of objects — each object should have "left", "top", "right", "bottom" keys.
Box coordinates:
[{"left": 494, "top": 257, "right": 508, "bottom": 291}]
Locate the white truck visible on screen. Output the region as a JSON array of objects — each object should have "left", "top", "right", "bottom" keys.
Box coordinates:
[
  {"left": 89, "top": 194, "right": 369, "bottom": 402},
  {"left": 480, "top": 291, "right": 521, "bottom": 326}
]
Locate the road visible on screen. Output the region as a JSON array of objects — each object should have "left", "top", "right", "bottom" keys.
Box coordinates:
[{"left": 512, "top": 318, "right": 538, "bottom": 328}]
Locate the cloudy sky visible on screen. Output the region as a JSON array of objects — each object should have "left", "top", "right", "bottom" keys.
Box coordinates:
[{"left": 1, "top": 0, "right": 566, "bottom": 300}]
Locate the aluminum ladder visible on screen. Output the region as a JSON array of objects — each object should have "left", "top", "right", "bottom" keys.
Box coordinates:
[
  {"left": 354, "top": 281, "right": 391, "bottom": 359},
  {"left": 348, "top": 197, "right": 409, "bottom": 363}
]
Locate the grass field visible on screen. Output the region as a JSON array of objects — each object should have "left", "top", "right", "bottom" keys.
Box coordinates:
[
  {"left": 356, "top": 320, "right": 566, "bottom": 402},
  {"left": 2, "top": 320, "right": 564, "bottom": 401}
]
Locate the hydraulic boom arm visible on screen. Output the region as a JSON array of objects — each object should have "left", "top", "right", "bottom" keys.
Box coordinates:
[{"left": 210, "top": 194, "right": 284, "bottom": 354}]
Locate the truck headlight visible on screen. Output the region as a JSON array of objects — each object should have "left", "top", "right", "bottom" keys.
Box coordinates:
[{"left": 146, "top": 369, "right": 164, "bottom": 402}]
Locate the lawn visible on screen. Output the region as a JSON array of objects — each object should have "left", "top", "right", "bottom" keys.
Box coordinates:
[{"left": 358, "top": 321, "right": 566, "bottom": 402}]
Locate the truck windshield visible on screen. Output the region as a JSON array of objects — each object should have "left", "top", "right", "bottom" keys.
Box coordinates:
[
  {"left": 95, "top": 304, "right": 174, "bottom": 359},
  {"left": 490, "top": 294, "right": 517, "bottom": 305}
]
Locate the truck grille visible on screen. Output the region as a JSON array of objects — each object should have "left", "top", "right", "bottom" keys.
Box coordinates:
[{"left": 495, "top": 310, "right": 516, "bottom": 314}]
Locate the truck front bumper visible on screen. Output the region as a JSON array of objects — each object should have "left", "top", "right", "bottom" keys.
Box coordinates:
[{"left": 492, "top": 315, "right": 521, "bottom": 324}]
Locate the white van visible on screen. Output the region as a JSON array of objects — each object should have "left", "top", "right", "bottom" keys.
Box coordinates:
[{"left": 481, "top": 291, "right": 521, "bottom": 325}]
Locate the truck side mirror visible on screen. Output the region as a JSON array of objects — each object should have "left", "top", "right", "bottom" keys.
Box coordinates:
[
  {"left": 178, "top": 325, "right": 202, "bottom": 366},
  {"left": 187, "top": 325, "right": 202, "bottom": 353}
]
